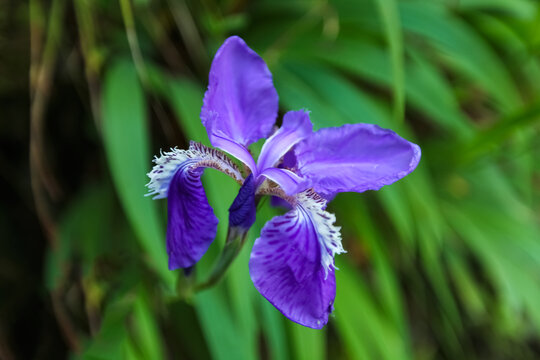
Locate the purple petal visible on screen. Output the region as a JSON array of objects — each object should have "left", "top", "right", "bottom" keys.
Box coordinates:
[
  {"left": 229, "top": 174, "right": 256, "bottom": 229},
  {"left": 249, "top": 190, "right": 344, "bottom": 329},
  {"left": 146, "top": 143, "right": 244, "bottom": 269},
  {"left": 211, "top": 133, "right": 257, "bottom": 175},
  {"left": 167, "top": 167, "right": 218, "bottom": 269},
  {"left": 146, "top": 142, "right": 243, "bottom": 199},
  {"left": 259, "top": 168, "right": 308, "bottom": 195},
  {"left": 270, "top": 196, "right": 292, "bottom": 210},
  {"left": 281, "top": 149, "right": 298, "bottom": 169},
  {"left": 201, "top": 36, "right": 278, "bottom": 153},
  {"left": 295, "top": 124, "right": 421, "bottom": 196},
  {"left": 257, "top": 110, "right": 312, "bottom": 172}
]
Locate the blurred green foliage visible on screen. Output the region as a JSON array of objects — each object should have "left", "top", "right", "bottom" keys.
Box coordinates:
[{"left": 8, "top": 0, "right": 540, "bottom": 358}]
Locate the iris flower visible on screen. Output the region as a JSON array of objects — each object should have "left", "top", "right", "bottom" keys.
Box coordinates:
[{"left": 147, "top": 36, "right": 421, "bottom": 329}]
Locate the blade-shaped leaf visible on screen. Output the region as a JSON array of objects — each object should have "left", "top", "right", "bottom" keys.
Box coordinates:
[{"left": 101, "top": 59, "right": 174, "bottom": 288}]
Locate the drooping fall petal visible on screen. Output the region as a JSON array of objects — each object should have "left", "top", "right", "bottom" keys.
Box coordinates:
[
  {"left": 249, "top": 190, "right": 344, "bottom": 329},
  {"left": 166, "top": 166, "right": 218, "bottom": 269},
  {"left": 147, "top": 143, "right": 243, "bottom": 269}
]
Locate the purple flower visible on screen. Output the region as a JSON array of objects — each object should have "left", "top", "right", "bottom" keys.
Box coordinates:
[{"left": 147, "top": 36, "right": 421, "bottom": 329}]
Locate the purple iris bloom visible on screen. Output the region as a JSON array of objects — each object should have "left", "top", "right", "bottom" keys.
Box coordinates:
[{"left": 147, "top": 36, "right": 421, "bottom": 329}]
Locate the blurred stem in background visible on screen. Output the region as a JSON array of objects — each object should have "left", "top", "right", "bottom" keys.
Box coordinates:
[
  {"left": 74, "top": 0, "right": 102, "bottom": 131},
  {"left": 29, "top": 0, "right": 66, "bottom": 243},
  {"left": 119, "top": 0, "right": 149, "bottom": 85}
]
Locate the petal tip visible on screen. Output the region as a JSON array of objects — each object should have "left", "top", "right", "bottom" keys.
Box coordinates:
[
  {"left": 201, "top": 35, "right": 278, "bottom": 150},
  {"left": 409, "top": 142, "right": 422, "bottom": 172},
  {"left": 168, "top": 258, "right": 182, "bottom": 271}
]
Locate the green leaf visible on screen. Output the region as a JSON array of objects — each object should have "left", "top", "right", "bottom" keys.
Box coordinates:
[
  {"left": 260, "top": 298, "right": 289, "bottom": 360},
  {"left": 273, "top": 61, "right": 394, "bottom": 131},
  {"left": 131, "top": 287, "right": 165, "bottom": 360},
  {"left": 445, "top": 165, "right": 540, "bottom": 333},
  {"left": 195, "top": 288, "right": 249, "bottom": 360},
  {"left": 399, "top": 1, "right": 522, "bottom": 111},
  {"left": 82, "top": 296, "right": 133, "bottom": 359},
  {"left": 456, "top": 0, "right": 537, "bottom": 19},
  {"left": 81, "top": 286, "right": 165, "bottom": 360},
  {"left": 289, "top": 323, "right": 325, "bottom": 360},
  {"left": 373, "top": 0, "right": 405, "bottom": 123},
  {"left": 304, "top": 40, "right": 471, "bottom": 137},
  {"left": 334, "top": 260, "right": 410, "bottom": 360},
  {"left": 102, "top": 59, "right": 174, "bottom": 289},
  {"left": 458, "top": 101, "right": 540, "bottom": 164}
]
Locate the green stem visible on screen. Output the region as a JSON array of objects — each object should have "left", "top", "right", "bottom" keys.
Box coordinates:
[
  {"left": 195, "top": 226, "right": 250, "bottom": 292},
  {"left": 176, "top": 267, "right": 197, "bottom": 301}
]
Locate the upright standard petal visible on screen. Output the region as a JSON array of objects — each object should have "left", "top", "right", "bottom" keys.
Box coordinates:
[
  {"left": 249, "top": 190, "right": 345, "bottom": 329},
  {"left": 257, "top": 110, "right": 313, "bottom": 172},
  {"left": 147, "top": 142, "right": 243, "bottom": 269},
  {"left": 210, "top": 132, "right": 258, "bottom": 175},
  {"left": 294, "top": 124, "right": 421, "bottom": 196},
  {"left": 201, "top": 36, "right": 279, "bottom": 153}
]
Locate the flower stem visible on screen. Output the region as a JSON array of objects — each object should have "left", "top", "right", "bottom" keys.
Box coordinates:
[
  {"left": 176, "top": 266, "right": 196, "bottom": 301},
  {"left": 194, "top": 226, "right": 249, "bottom": 292}
]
